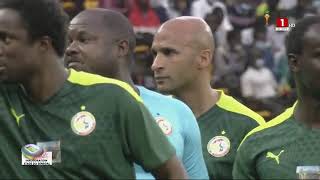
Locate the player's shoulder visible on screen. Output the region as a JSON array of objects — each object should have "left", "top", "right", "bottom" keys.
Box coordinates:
[
  {"left": 239, "top": 103, "right": 296, "bottom": 148},
  {"left": 137, "top": 86, "right": 169, "bottom": 100},
  {"left": 137, "top": 86, "right": 191, "bottom": 112},
  {"left": 215, "top": 89, "right": 265, "bottom": 125},
  {"left": 67, "top": 69, "right": 142, "bottom": 102}
]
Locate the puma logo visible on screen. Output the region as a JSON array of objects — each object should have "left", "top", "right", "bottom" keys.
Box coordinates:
[
  {"left": 266, "top": 150, "right": 284, "bottom": 165},
  {"left": 11, "top": 108, "right": 25, "bottom": 125}
]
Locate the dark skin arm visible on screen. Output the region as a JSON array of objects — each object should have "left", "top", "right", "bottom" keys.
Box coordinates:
[{"left": 151, "top": 155, "right": 188, "bottom": 179}]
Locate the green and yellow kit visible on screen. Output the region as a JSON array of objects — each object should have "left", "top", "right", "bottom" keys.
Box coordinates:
[
  {"left": 233, "top": 103, "right": 320, "bottom": 179},
  {"left": 198, "top": 90, "right": 265, "bottom": 179},
  {"left": 0, "top": 69, "right": 175, "bottom": 179}
]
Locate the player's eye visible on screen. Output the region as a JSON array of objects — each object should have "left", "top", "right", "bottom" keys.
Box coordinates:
[
  {"left": 162, "top": 48, "right": 176, "bottom": 56},
  {"left": 151, "top": 49, "right": 157, "bottom": 57},
  {"left": 163, "top": 49, "right": 172, "bottom": 56},
  {"left": 67, "top": 37, "right": 73, "bottom": 45},
  {"left": 78, "top": 37, "right": 90, "bottom": 44},
  {"left": 0, "top": 32, "right": 12, "bottom": 45}
]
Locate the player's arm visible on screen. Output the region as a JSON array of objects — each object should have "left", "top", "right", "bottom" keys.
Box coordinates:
[
  {"left": 150, "top": 155, "right": 187, "bottom": 179},
  {"left": 117, "top": 87, "right": 187, "bottom": 179},
  {"left": 178, "top": 102, "right": 209, "bottom": 179},
  {"left": 232, "top": 136, "right": 257, "bottom": 179}
]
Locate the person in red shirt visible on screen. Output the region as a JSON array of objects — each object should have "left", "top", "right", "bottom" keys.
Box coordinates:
[{"left": 129, "top": 0, "right": 160, "bottom": 29}]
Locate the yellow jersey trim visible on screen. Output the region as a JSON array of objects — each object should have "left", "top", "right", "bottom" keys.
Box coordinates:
[
  {"left": 238, "top": 101, "right": 297, "bottom": 149},
  {"left": 215, "top": 90, "right": 265, "bottom": 125},
  {"left": 67, "top": 69, "right": 142, "bottom": 102}
]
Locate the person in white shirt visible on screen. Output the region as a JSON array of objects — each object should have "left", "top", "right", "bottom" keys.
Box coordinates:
[
  {"left": 241, "top": 49, "right": 278, "bottom": 99},
  {"left": 191, "top": 0, "right": 232, "bottom": 34}
]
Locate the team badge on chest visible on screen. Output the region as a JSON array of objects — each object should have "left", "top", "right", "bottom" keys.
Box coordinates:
[
  {"left": 71, "top": 110, "right": 96, "bottom": 136},
  {"left": 155, "top": 117, "right": 173, "bottom": 135},
  {"left": 207, "top": 136, "right": 231, "bottom": 157}
]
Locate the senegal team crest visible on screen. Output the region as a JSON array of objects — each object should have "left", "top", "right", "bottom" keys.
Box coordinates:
[
  {"left": 155, "top": 117, "right": 172, "bottom": 135},
  {"left": 207, "top": 136, "right": 231, "bottom": 157},
  {"left": 71, "top": 111, "right": 96, "bottom": 136}
]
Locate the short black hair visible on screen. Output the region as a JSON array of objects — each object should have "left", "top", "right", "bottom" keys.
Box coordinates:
[
  {"left": 87, "top": 9, "right": 136, "bottom": 54},
  {"left": 103, "top": 10, "right": 136, "bottom": 54},
  {"left": 286, "top": 15, "right": 320, "bottom": 55},
  {"left": 206, "top": 7, "right": 224, "bottom": 21},
  {"left": 0, "top": 0, "right": 69, "bottom": 57}
]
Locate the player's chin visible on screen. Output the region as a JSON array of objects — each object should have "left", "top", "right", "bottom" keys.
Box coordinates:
[
  {"left": 155, "top": 84, "right": 172, "bottom": 95},
  {"left": 67, "top": 63, "right": 85, "bottom": 72}
]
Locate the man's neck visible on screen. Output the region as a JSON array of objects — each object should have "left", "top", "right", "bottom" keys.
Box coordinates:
[
  {"left": 114, "top": 67, "right": 139, "bottom": 95},
  {"left": 22, "top": 55, "right": 68, "bottom": 103},
  {"left": 175, "top": 82, "right": 220, "bottom": 118},
  {"left": 294, "top": 95, "right": 320, "bottom": 128}
]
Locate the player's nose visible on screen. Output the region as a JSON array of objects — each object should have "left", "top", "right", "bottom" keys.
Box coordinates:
[
  {"left": 151, "top": 54, "right": 165, "bottom": 72},
  {"left": 65, "top": 41, "right": 80, "bottom": 57}
]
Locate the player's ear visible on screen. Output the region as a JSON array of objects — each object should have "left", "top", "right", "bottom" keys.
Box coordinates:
[
  {"left": 116, "top": 39, "right": 130, "bottom": 57},
  {"left": 198, "top": 49, "right": 212, "bottom": 69},
  {"left": 288, "top": 53, "right": 300, "bottom": 73},
  {"left": 38, "top": 36, "right": 52, "bottom": 53}
]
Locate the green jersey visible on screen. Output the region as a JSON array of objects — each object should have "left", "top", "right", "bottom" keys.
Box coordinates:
[
  {"left": 198, "top": 90, "right": 265, "bottom": 179},
  {"left": 0, "top": 69, "right": 175, "bottom": 179},
  {"left": 233, "top": 103, "right": 320, "bottom": 179},
  {"left": 0, "top": 86, "right": 31, "bottom": 179}
]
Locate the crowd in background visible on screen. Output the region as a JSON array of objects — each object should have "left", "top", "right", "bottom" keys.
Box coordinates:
[{"left": 60, "top": 0, "right": 320, "bottom": 120}]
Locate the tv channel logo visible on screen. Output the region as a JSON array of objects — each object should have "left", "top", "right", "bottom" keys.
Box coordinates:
[{"left": 275, "top": 17, "right": 295, "bottom": 31}]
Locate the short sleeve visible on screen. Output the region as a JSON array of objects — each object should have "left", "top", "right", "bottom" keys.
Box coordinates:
[
  {"left": 116, "top": 88, "right": 176, "bottom": 171},
  {"left": 232, "top": 136, "right": 257, "bottom": 179}
]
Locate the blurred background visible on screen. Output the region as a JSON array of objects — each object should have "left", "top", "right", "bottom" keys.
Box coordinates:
[{"left": 60, "top": 0, "right": 320, "bottom": 121}]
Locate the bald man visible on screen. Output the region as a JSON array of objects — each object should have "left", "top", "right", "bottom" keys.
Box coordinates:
[
  {"left": 65, "top": 9, "right": 208, "bottom": 179},
  {"left": 151, "top": 16, "right": 265, "bottom": 179}
]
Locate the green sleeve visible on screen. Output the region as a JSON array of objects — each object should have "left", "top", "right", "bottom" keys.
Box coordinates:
[
  {"left": 116, "top": 88, "right": 175, "bottom": 171},
  {"left": 233, "top": 137, "right": 258, "bottom": 179}
]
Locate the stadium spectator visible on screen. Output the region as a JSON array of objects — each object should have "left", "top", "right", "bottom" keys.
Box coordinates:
[
  {"left": 132, "top": 33, "right": 156, "bottom": 89},
  {"left": 288, "top": 0, "right": 316, "bottom": 20},
  {"left": 129, "top": 0, "right": 160, "bottom": 33},
  {"left": 149, "top": 0, "right": 169, "bottom": 23},
  {"left": 151, "top": 16, "right": 265, "bottom": 179},
  {"left": 251, "top": 23, "right": 275, "bottom": 71},
  {"left": 191, "top": 0, "right": 216, "bottom": 18},
  {"left": 99, "top": 0, "right": 132, "bottom": 13},
  {"left": 204, "top": 7, "right": 229, "bottom": 48},
  {"left": 191, "top": 0, "right": 233, "bottom": 38},
  {"left": 240, "top": 48, "right": 278, "bottom": 100},
  {"left": 65, "top": 8, "right": 208, "bottom": 179},
  {"left": 205, "top": 7, "right": 224, "bottom": 33},
  {"left": 0, "top": 0, "right": 187, "bottom": 178},
  {"left": 167, "top": 0, "right": 192, "bottom": 19},
  {"left": 277, "top": 0, "right": 297, "bottom": 10},
  {"left": 83, "top": 0, "right": 99, "bottom": 9},
  {"left": 227, "top": 0, "right": 256, "bottom": 30},
  {"left": 61, "top": 0, "right": 84, "bottom": 18},
  {"left": 214, "top": 29, "right": 247, "bottom": 98},
  {"left": 233, "top": 15, "right": 320, "bottom": 179}
]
